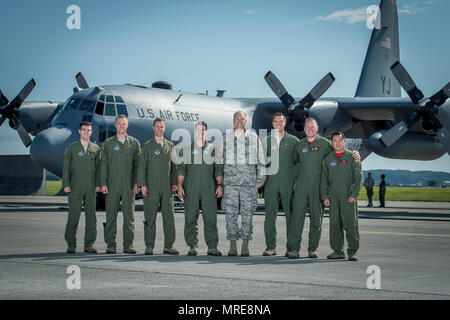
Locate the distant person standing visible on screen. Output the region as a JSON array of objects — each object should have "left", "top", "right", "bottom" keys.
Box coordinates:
[
  {"left": 379, "top": 174, "right": 386, "bottom": 208},
  {"left": 62, "top": 121, "right": 101, "bottom": 254},
  {"left": 364, "top": 172, "right": 375, "bottom": 207}
]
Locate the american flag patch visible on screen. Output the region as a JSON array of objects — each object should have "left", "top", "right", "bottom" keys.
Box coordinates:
[{"left": 381, "top": 37, "right": 391, "bottom": 49}]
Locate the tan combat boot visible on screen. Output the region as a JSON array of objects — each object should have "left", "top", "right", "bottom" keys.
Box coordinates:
[
  {"left": 228, "top": 240, "right": 238, "bottom": 256},
  {"left": 124, "top": 247, "right": 137, "bottom": 254},
  {"left": 241, "top": 239, "right": 250, "bottom": 257},
  {"left": 327, "top": 252, "right": 345, "bottom": 259},
  {"left": 106, "top": 247, "right": 116, "bottom": 254},
  {"left": 263, "top": 249, "right": 277, "bottom": 256},
  {"left": 84, "top": 247, "right": 97, "bottom": 254},
  {"left": 163, "top": 247, "right": 180, "bottom": 255},
  {"left": 348, "top": 254, "right": 358, "bottom": 261}
]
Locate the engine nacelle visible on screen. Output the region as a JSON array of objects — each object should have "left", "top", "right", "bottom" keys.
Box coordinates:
[
  {"left": 309, "top": 100, "right": 353, "bottom": 137},
  {"left": 368, "top": 130, "right": 445, "bottom": 160}
]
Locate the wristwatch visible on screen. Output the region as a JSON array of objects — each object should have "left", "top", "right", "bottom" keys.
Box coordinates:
[{"left": 218, "top": 183, "right": 223, "bottom": 187}]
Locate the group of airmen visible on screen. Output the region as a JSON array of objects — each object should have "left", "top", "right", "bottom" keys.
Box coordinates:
[{"left": 63, "top": 110, "right": 362, "bottom": 261}]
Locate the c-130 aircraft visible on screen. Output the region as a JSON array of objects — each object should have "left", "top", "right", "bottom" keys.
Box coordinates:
[{"left": 0, "top": 0, "right": 448, "bottom": 179}]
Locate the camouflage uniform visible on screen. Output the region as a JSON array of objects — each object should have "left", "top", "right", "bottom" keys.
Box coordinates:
[{"left": 219, "top": 129, "right": 266, "bottom": 240}]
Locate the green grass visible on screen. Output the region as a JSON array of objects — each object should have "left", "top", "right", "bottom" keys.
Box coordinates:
[
  {"left": 358, "top": 187, "right": 450, "bottom": 202},
  {"left": 46, "top": 181, "right": 62, "bottom": 196},
  {"left": 45, "top": 181, "right": 449, "bottom": 201}
]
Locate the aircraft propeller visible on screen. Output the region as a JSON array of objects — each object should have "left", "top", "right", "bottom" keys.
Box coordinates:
[
  {"left": 75, "top": 72, "right": 89, "bottom": 89},
  {"left": 380, "top": 61, "right": 450, "bottom": 154},
  {"left": 0, "top": 79, "right": 36, "bottom": 147},
  {"left": 264, "top": 71, "right": 335, "bottom": 132}
]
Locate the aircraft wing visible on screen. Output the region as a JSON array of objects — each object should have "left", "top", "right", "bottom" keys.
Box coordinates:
[{"left": 333, "top": 97, "right": 415, "bottom": 121}]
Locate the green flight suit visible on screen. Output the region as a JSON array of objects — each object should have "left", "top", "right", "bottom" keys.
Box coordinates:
[
  {"left": 321, "top": 150, "right": 362, "bottom": 255},
  {"left": 100, "top": 135, "right": 140, "bottom": 249},
  {"left": 62, "top": 140, "right": 100, "bottom": 249},
  {"left": 263, "top": 133, "right": 299, "bottom": 251},
  {"left": 137, "top": 138, "right": 177, "bottom": 250},
  {"left": 177, "top": 141, "right": 223, "bottom": 250},
  {"left": 289, "top": 135, "right": 333, "bottom": 253}
]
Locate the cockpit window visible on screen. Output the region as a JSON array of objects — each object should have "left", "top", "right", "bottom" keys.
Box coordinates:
[
  {"left": 94, "top": 94, "right": 127, "bottom": 117},
  {"left": 95, "top": 101, "right": 104, "bottom": 115},
  {"left": 64, "top": 98, "right": 81, "bottom": 111},
  {"left": 116, "top": 104, "right": 128, "bottom": 117},
  {"left": 104, "top": 103, "right": 117, "bottom": 116},
  {"left": 79, "top": 99, "right": 96, "bottom": 112}
]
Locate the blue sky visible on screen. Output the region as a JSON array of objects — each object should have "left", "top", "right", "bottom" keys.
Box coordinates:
[{"left": 0, "top": 0, "right": 449, "bottom": 172}]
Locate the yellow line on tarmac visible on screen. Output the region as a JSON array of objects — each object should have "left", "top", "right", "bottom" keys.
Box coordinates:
[
  {"left": 361, "top": 230, "right": 450, "bottom": 238},
  {"left": 321, "top": 229, "right": 450, "bottom": 238}
]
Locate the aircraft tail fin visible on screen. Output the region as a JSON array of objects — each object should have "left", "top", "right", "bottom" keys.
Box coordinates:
[{"left": 355, "top": 0, "right": 400, "bottom": 98}]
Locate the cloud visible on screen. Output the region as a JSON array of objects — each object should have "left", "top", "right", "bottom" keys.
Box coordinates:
[
  {"left": 315, "top": 7, "right": 370, "bottom": 24},
  {"left": 315, "top": 2, "right": 433, "bottom": 25},
  {"left": 398, "top": 5, "right": 427, "bottom": 14},
  {"left": 243, "top": 10, "right": 254, "bottom": 14}
]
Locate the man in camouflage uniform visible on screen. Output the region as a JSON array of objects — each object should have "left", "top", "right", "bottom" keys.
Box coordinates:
[
  {"left": 62, "top": 121, "right": 100, "bottom": 253},
  {"left": 100, "top": 115, "right": 141, "bottom": 254},
  {"left": 321, "top": 132, "right": 362, "bottom": 261},
  {"left": 218, "top": 110, "right": 266, "bottom": 256}
]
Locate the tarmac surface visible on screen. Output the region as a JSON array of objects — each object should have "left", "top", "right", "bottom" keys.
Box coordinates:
[{"left": 0, "top": 196, "right": 449, "bottom": 300}]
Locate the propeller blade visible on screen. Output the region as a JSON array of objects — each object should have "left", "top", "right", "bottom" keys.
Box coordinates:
[
  {"left": 8, "top": 79, "right": 36, "bottom": 109},
  {"left": 380, "top": 113, "right": 421, "bottom": 147},
  {"left": 16, "top": 123, "right": 32, "bottom": 147},
  {"left": 0, "top": 88, "right": 9, "bottom": 106},
  {"left": 391, "top": 61, "right": 424, "bottom": 104},
  {"left": 0, "top": 116, "right": 5, "bottom": 127},
  {"left": 298, "top": 72, "right": 335, "bottom": 108},
  {"left": 76, "top": 72, "right": 89, "bottom": 89},
  {"left": 430, "top": 82, "right": 450, "bottom": 106},
  {"left": 435, "top": 126, "right": 450, "bottom": 155},
  {"left": 264, "top": 71, "right": 296, "bottom": 109}
]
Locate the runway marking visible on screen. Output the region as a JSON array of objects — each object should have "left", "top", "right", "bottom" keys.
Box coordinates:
[
  {"left": 0, "top": 216, "right": 42, "bottom": 221},
  {"left": 321, "top": 229, "right": 450, "bottom": 238},
  {"left": 361, "top": 231, "right": 450, "bottom": 238}
]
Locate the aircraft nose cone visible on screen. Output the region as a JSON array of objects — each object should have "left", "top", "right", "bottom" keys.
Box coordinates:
[{"left": 30, "top": 127, "right": 76, "bottom": 177}]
